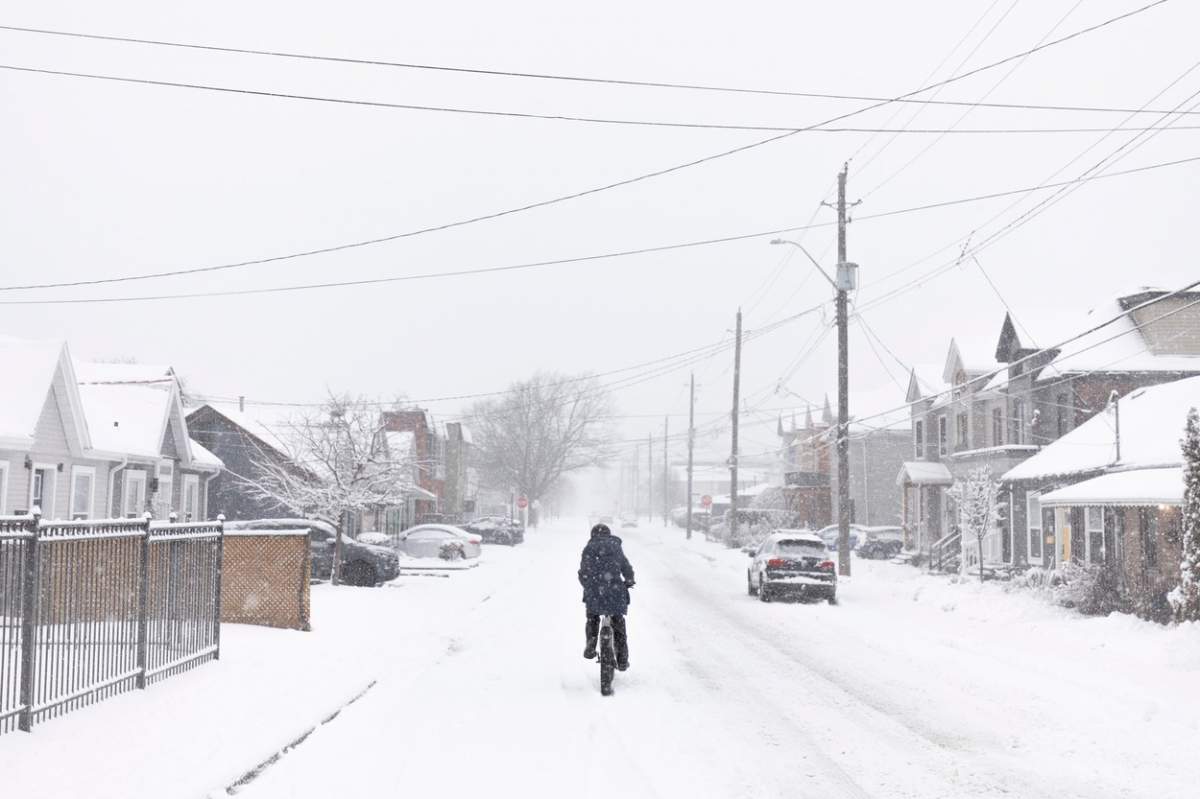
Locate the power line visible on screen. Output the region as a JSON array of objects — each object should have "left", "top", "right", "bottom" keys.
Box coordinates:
[
  {"left": 4, "top": 150, "right": 1197, "bottom": 303},
  {"left": 0, "top": 11, "right": 1187, "bottom": 116},
  {"left": 11, "top": 61, "right": 1200, "bottom": 136}
]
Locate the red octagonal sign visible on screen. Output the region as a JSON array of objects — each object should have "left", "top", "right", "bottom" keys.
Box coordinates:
[
  {"left": 517, "top": 496, "right": 529, "bottom": 509},
  {"left": 700, "top": 495, "right": 712, "bottom": 508}
]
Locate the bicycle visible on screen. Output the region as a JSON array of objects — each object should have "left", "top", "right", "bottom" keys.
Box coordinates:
[{"left": 597, "top": 614, "right": 617, "bottom": 696}]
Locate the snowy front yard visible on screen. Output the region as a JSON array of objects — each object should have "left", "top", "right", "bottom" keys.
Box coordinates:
[{"left": 3, "top": 522, "right": 1199, "bottom": 798}]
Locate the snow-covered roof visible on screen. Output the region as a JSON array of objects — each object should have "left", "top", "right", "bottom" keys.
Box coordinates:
[
  {"left": 1040, "top": 297, "right": 1200, "bottom": 377},
  {"left": 78, "top": 382, "right": 174, "bottom": 459},
  {"left": 194, "top": 403, "right": 296, "bottom": 456},
  {"left": 1040, "top": 467, "right": 1183, "bottom": 507},
  {"left": 0, "top": 336, "right": 71, "bottom": 443},
  {"left": 740, "top": 482, "right": 778, "bottom": 497},
  {"left": 75, "top": 361, "right": 174, "bottom": 385},
  {"left": 386, "top": 431, "right": 415, "bottom": 460},
  {"left": 189, "top": 438, "right": 224, "bottom": 470},
  {"left": 896, "top": 461, "right": 954, "bottom": 486},
  {"left": 1004, "top": 375, "right": 1200, "bottom": 482}
]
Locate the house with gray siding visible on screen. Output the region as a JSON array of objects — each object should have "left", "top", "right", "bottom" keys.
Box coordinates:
[{"left": 0, "top": 337, "right": 221, "bottom": 521}]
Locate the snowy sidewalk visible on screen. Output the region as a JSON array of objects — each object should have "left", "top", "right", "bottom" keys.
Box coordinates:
[{"left": 0, "top": 547, "right": 525, "bottom": 799}]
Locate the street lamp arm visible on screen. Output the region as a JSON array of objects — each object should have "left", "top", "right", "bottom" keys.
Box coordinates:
[{"left": 769, "top": 238, "right": 838, "bottom": 291}]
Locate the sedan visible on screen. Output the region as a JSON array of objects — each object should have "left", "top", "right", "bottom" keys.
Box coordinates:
[
  {"left": 745, "top": 531, "right": 837, "bottom": 604},
  {"left": 224, "top": 518, "right": 400, "bottom": 587},
  {"left": 461, "top": 516, "right": 523, "bottom": 545},
  {"left": 396, "top": 524, "right": 483, "bottom": 560}
]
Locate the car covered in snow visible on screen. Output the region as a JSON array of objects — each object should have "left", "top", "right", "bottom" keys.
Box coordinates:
[
  {"left": 744, "top": 530, "right": 837, "bottom": 604},
  {"left": 855, "top": 526, "right": 905, "bottom": 559},
  {"left": 816, "top": 523, "right": 865, "bottom": 552},
  {"left": 224, "top": 518, "right": 400, "bottom": 587},
  {"left": 461, "top": 516, "right": 524, "bottom": 545},
  {"left": 390, "top": 524, "right": 483, "bottom": 560}
]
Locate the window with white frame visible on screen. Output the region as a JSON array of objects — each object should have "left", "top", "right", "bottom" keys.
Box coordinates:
[
  {"left": 154, "top": 461, "right": 174, "bottom": 520},
  {"left": 0, "top": 461, "right": 8, "bottom": 514},
  {"left": 913, "top": 420, "right": 924, "bottom": 458},
  {"left": 1027, "top": 492, "right": 1043, "bottom": 563},
  {"left": 123, "top": 470, "right": 147, "bottom": 517},
  {"left": 30, "top": 464, "right": 55, "bottom": 517},
  {"left": 70, "top": 465, "right": 96, "bottom": 520},
  {"left": 938, "top": 416, "right": 948, "bottom": 456},
  {"left": 182, "top": 474, "right": 200, "bottom": 521}
]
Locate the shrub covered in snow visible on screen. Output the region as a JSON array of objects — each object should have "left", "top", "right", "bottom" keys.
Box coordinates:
[
  {"left": 438, "top": 541, "right": 466, "bottom": 561},
  {"left": 1007, "top": 563, "right": 1122, "bottom": 615}
]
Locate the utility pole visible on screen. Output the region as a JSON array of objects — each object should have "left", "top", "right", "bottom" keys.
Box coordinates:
[
  {"left": 835, "top": 163, "right": 852, "bottom": 578},
  {"left": 729, "top": 308, "right": 743, "bottom": 546},
  {"left": 633, "top": 445, "right": 639, "bottom": 520},
  {"left": 647, "top": 434, "right": 653, "bottom": 522},
  {"left": 686, "top": 373, "right": 696, "bottom": 540},
  {"left": 663, "top": 416, "right": 670, "bottom": 526}
]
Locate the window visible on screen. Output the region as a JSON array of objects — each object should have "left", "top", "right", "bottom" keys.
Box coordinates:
[
  {"left": 1027, "top": 492, "right": 1043, "bottom": 563},
  {"left": 123, "top": 470, "right": 147, "bottom": 517},
  {"left": 30, "top": 464, "right": 55, "bottom": 517},
  {"left": 1086, "top": 507, "right": 1105, "bottom": 565},
  {"left": 992, "top": 408, "right": 1004, "bottom": 446},
  {"left": 70, "top": 466, "right": 96, "bottom": 520},
  {"left": 938, "top": 416, "right": 948, "bottom": 456},
  {"left": 1138, "top": 508, "right": 1158, "bottom": 568},
  {"left": 182, "top": 474, "right": 200, "bottom": 521},
  {"left": 1056, "top": 394, "right": 1070, "bottom": 438},
  {"left": 956, "top": 412, "right": 968, "bottom": 449},
  {"left": 1011, "top": 400, "right": 1025, "bottom": 445},
  {"left": 0, "top": 461, "right": 8, "bottom": 514},
  {"left": 1043, "top": 507, "right": 1057, "bottom": 567},
  {"left": 153, "top": 462, "right": 175, "bottom": 520},
  {"left": 913, "top": 420, "right": 924, "bottom": 458}
]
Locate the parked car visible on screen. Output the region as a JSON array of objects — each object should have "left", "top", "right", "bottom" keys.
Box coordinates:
[
  {"left": 815, "top": 524, "right": 865, "bottom": 552},
  {"left": 461, "top": 516, "right": 523, "bottom": 546},
  {"left": 393, "top": 524, "right": 483, "bottom": 560},
  {"left": 744, "top": 530, "right": 837, "bottom": 604},
  {"left": 620, "top": 515, "right": 638, "bottom": 529},
  {"left": 856, "top": 526, "right": 905, "bottom": 559},
  {"left": 224, "top": 518, "right": 400, "bottom": 587}
]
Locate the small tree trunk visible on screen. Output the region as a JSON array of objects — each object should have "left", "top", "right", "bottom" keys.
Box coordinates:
[
  {"left": 978, "top": 535, "right": 985, "bottom": 583},
  {"left": 332, "top": 509, "right": 346, "bottom": 586}
]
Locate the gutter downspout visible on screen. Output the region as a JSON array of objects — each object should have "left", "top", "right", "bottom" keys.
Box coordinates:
[{"left": 108, "top": 457, "right": 129, "bottom": 518}]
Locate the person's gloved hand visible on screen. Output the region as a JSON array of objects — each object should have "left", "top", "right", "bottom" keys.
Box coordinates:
[{"left": 626, "top": 581, "right": 636, "bottom": 589}]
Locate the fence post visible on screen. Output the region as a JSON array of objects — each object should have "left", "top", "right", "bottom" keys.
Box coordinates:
[
  {"left": 17, "top": 510, "right": 41, "bottom": 732},
  {"left": 135, "top": 512, "right": 152, "bottom": 689},
  {"left": 213, "top": 514, "right": 225, "bottom": 660}
]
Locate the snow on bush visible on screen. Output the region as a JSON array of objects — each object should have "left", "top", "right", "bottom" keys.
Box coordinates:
[
  {"left": 1006, "top": 562, "right": 1121, "bottom": 615},
  {"left": 438, "top": 541, "right": 466, "bottom": 561},
  {"left": 1170, "top": 407, "right": 1200, "bottom": 622}
]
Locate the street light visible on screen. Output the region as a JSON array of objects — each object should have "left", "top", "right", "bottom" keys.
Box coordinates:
[{"left": 768, "top": 235, "right": 859, "bottom": 577}]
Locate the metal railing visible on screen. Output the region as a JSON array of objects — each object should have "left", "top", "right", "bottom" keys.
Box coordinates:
[
  {"left": 0, "top": 512, "right": 223, "bottom": 735},
  {"left": 930, "top": 529, "right": 963, "bottom": 574}
]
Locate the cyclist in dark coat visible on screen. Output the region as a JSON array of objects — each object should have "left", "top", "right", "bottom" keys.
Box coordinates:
[{"left": 578, "top": 523, "right": 635, "bottom": 669}]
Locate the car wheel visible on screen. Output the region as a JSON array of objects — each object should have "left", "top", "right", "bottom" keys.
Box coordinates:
[
  {"left": 827, "top": 593, "right": 838, "bottom": 606},
  {"left": 747, "top": 572, "right": 758, "bottom": 597},
  {"left": 758, "top": 575, "right": 771, "bottom": 603}
]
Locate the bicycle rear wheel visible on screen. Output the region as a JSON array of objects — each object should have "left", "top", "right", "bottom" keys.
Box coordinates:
[{"left": 599, "top": 625, "right": 615, "bottom": 696}]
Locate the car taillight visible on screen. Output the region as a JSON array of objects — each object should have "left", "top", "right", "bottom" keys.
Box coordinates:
[
  {"left": 819, "top": 560, "right": 835, "bottom": 572},
  {"left": 766, "top": 558, "right": 788, "bottom": 568}
]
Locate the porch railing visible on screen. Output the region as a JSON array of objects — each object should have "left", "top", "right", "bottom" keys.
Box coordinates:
[
  {"left": 929, "top": 529, "right": 962, "bottom": 574},
  {"left": 0, "top": 511, "right": 223, "bottom": 735}
]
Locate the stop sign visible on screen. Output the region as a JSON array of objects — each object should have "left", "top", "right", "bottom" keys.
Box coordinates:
[
  {"left": 517, "top": 496, "right": 529, "bottom": 509},
  {"left": 700, "top": 495, "right": 712, "bottom": 508}
]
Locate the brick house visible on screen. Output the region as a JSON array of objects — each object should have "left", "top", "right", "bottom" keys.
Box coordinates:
[
  {"left": 900, "top": 288, "right": 1200, "bottom": 567},
  {"left": 381, "top": 409, "right": 443, "bottom": 520},
  {"left": 1004, "top": 375, "right": 1200, "bottom": 616}
]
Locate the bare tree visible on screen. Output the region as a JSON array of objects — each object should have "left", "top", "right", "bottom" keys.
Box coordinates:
[
  {"left": 947, "top": 465, "right": 1003, "bottom": 583},
  {"left": 470, "top": 373, "right": 613, "bottom": 505},
  {"left": 237, "top": 394, "right": 416, "bottom": 585}
]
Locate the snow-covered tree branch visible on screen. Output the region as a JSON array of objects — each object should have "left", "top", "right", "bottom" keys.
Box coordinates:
[
  {"left": 235, "top": 394, "right": 416, "bottom": 584},
  {"left": 469, "top": 373, "right": 614, "bottom": 503},
  {"left": 947, "top": 465, "right": 1002, "bottom": 583}
]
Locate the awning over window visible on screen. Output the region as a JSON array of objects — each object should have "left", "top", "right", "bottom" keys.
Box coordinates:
[
  {"left": 896, "top": 461, "right": 954, "bottom": 487},
  {"left": 1040, "top": 467, "right": 1183, "bottom": 507}
]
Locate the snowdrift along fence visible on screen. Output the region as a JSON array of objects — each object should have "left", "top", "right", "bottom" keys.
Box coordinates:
[{"left": 0, "top": 512, "right": 223, "bottom": 735}]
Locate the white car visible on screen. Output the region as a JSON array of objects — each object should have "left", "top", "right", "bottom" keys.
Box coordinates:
[
  {"left": 396, "top": 524, "right": 483, "bottom": 560},
  {"left": 744, "top": 530, "right": 837, "bottom": 604}
]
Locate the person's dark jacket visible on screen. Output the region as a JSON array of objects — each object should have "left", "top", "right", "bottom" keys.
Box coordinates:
[{"left": 578, "top": 532, "right": 635, "bottom": 615}]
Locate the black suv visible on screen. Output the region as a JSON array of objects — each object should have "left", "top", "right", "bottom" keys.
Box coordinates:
[
  {"left": 224, "top": 518, "right": 400, "bottom": 586},
  {"left": 461, "top": 516, "right": 525, "bottom": 545}
]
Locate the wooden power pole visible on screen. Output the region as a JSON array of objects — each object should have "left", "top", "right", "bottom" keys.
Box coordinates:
[
  {"left": 835, "top": 164, "right": 853, "bottom": 577},
  {"left": 729, "top": 308, "right": 743, "bottom": 546}
]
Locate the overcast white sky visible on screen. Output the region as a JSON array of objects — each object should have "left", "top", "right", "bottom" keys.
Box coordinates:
[{"left": 3, "top": 0, "right": 1199, "bottom": 466}]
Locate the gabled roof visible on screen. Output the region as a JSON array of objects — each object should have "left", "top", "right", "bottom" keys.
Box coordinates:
[
  {"left": 896, "top": 461, "right": 954, "bottom": 486},
  {"left": 78, "top": 376, "right": 215, "bottom": 469},
  {"left": 188, "top": 403, "right": 295, "bottom": 458},
  {"left": 0, "top": 336, "right": 91, "bottom": 451},
  {"left": 1003, "top": 375, "right": 1200, "bottom": 482},
  {"left": 905, "top": 365, "right": 944, "bottom": 403},
  {"left": 75, "top": 362, "right": 176, "bottom": 385}
]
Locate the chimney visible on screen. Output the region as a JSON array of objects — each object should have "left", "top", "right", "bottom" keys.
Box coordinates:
[{"left": 238, "top": 395, "right": 245, "bottom": 412}]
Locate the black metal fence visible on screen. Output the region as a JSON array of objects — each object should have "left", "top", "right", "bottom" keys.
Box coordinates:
[{"left": 0, "top": 513, "right": 223, "bottom": 735}]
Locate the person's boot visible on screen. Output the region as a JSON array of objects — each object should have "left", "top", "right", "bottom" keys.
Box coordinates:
[
  {"left": 583, "top": 639, "right": 597, "bottom": 660},
  {"left": 616, "top": 647, "right": 630, "bottom": 671}
]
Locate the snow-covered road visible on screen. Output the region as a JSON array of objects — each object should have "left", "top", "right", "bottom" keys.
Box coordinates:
[{"left": 235, "top": 520, "right": 1200, "bottom": 799}]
